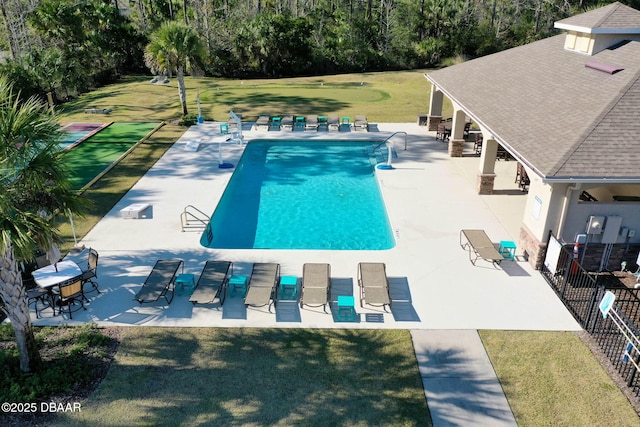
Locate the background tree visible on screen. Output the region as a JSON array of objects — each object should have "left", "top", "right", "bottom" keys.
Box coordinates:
[
  {"left": 0, "top": 0, "right": 630, "bottom": 98},
  {"left": 144, "top": 21, "right": 204, "bottom": 115},
  {"left": 0, "top": 76, "right": 88, "bottom": 372}
]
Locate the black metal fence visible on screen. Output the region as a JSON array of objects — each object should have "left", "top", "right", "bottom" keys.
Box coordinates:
[{"left": 540, "top": 232, "right": 640, "bottom": 397}]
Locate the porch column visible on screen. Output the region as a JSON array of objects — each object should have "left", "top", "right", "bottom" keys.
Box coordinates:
[
  {"left": 427, "top": 87, "right": 443, "bottom": 131},
  {"left": 448, "top": 109, "right": 467, "bottom": 157},
  {"left": 476, "top": 137, "right": 498, "bottom": 194}
]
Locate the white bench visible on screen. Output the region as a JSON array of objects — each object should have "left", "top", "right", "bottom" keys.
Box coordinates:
[{"left": 120, "top": 203, "right": 150, "bottom": 219}]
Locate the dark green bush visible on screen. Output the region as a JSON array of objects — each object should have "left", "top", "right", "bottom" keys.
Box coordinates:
[{"left": 179, "top": 114, "right": 199, "bottom": 126}]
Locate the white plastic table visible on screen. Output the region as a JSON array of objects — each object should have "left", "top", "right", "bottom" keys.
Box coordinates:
[{"left": 32, "top": 260, "right": 83, "bottom": 289}]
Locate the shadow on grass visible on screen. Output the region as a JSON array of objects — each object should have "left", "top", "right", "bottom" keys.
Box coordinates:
[{"left": 53, "top": 328, "right": 432, "bottom": 426}]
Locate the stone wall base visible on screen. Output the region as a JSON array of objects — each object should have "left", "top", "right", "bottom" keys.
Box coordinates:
[
  {"left": 448, "top": 138, "right": 465, "bottom": 157},
  {"left": 578, "top": 243, "right": 640, "bottom": 271},
  {"left": 476, "top": 173, "right": 496, "bottom": 195},
  {"left": 519, "top": 224, "right": 546, "bottom": 269}
]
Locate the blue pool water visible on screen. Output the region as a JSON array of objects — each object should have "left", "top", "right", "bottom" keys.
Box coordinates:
[
  {"left": 201, "top": 140, "right": 395, "bottom": 250},
  {"left": 60, "top": 131, "right": 89, "bottom": 149}
]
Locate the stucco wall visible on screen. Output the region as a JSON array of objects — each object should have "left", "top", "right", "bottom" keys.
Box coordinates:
[{"left": 561, "top": 195, "right": 640, "bottom": 244}]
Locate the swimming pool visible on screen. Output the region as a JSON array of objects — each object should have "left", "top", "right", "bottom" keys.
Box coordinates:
[{"left": 201, "top": 140, "right": 395, "bottom": 250}]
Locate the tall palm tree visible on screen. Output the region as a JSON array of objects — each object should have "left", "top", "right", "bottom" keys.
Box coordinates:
[
  {"left": 144, "top": 22, "right": 204, "bottom": 116},
  {"left": 0, "top": 77, "right": 88, "bottom": 372}
]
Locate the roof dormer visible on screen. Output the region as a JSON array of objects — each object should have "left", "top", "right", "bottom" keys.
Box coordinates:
[{"left": 555, "top": 2, "right": 640, "bottom": 55}]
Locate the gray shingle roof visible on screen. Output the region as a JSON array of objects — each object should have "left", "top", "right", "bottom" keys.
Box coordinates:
[
  {"left": 555, "top": 2, "right": 640, "bottom": 32},
  {"left": 426, "top": 27, "right": 640, "bottom": 181}
]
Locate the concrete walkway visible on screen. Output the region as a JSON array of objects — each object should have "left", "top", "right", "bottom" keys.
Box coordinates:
[{"left": 412, "top": 330, "right": 517, "bottom": 426}]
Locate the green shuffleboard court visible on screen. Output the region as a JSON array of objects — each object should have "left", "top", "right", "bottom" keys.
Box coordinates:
[{"left": 62, "top": 122, "right": 160, "bottom": 190}]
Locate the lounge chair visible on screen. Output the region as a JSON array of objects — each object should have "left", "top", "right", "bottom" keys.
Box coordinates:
[
  {"left": 459, "top": 229, "right": 505, "bottom": 266},
  {"left": 133, "top": 259, "right": 184, "bottom": 305},
  {"left": 255, "top": 114, "right": 270, "bottom": 131},
  {"left": 189, "top": 261, "right": 232, "bottom": 305},
  {"left": 295, "top": 116, "right": 305, "bottom": 129},
  {"left": 357, "top": 262, "right": 391, "bottom": 311},
  {"left": 305, "top": 115, "right": 318, "bottom": 131},
  {"left": 300, "top": 263, "right": 330, "bottom": 312},
  {"left": 281, "top": 115, "right": 294, "bottom": 131},
  {"left": 244, "top": 263, "right": 280, "bottom": 312},
  {"left": 327, "top": 114, "right": 340, "bottom": 131},
  {"left": 354, "top": 115, "right": 369, "bottom": 132}
]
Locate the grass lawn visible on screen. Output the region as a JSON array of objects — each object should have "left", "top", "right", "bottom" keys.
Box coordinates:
[
  {"left": 39, "top": 72, "right": 639, "bottom": 425},
  {"left": 481, "top": 330, "right": 639, "bottom": 426},
  {"left": 51, "top": 328, "right": 431, "bottom": 426},
  {"left": 57, "top": 70, "right": 443, "bottom": 124}
]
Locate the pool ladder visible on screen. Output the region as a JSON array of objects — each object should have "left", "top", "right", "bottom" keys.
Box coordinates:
[{"left": 180, "top": 205, "right": 210, "bottom": 232}]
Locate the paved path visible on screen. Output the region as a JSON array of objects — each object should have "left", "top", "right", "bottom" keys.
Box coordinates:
[{"left": 412, "top": 330, "right": 518, "bottom": 426}]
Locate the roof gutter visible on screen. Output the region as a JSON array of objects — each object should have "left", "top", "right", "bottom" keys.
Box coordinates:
[{"left": 542, "top": 177, "right": 640, "bottom": 184}]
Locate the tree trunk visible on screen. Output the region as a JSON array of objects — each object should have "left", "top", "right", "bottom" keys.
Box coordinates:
[
  {"left": 177, "top": 67, "right": 188, "bottom": 115},
  {"left": 0, "top": 244, "right": 41, "bottom": 372}
]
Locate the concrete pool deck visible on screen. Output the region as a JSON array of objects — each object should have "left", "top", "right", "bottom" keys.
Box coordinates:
[
  {"left": 35, "top": 121, "right": 582, "bottom": 426},
  {"left": 38, "top": 121, "right": 580, "bottom": 332}
]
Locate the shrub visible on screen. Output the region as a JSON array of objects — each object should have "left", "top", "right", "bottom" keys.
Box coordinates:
[
  {"left": 0, "top": 324, "right": 113, "bottom": 402},
  {"left": 179, "top": 114, "right": 199, "bottom": 126}
]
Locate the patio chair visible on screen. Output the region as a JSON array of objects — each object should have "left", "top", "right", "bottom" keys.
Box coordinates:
[
  {"left": 465, "top": 122, "right": 473, "bottom": 137},
  {"left": 473, "top": 133, "right": 483, "bottom": 154},
  {"left": 80, "top": 248, "right": 100, "bottom": 295},
  {"left": 55, "top": 279, "right": 86, "bottom": 319},
  {"left": 459, "top": 229, "right": 505, "bottom": 266},
  {"left": 25, "top": 270, "right": 53, "bottom": 318},
  {"left": 244, "top": 263, "right": 280, "bottom": 312},
  {"left": 133, "top": 259, "right": 184, "bottom": 305},
  {"left": 357, "top": 262, "right": 391, "bottom": 311},
  {"left": 35, "top": 253, "right": 51, "bottom": 269},
  {"left": 281, "top": 115, "right": 294, "bottom": 131},
  {"left": 300, "top": 263, "right": 331, "bottom": 312},
  {"left": 254, "top": 114, "right": 270, "bottom": 131},
  {"left": 436, "top": 122, "right": 451, "bottom": 141},
  {"left": 354, "top": 115, "right": 369, "bottom": 132},
  {"left": 327, "top": 114, "right": 340, "bottom": 131},
  {"left": 189, "top": 261, "right": 232, "bottom": 305},
  {"left": 305, "top": 115, "right": 318, "bottom": 131}
]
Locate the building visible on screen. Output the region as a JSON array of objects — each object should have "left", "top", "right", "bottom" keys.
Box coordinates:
[{"left": 425, "top": 2, "right": 640, "bottom": 269}]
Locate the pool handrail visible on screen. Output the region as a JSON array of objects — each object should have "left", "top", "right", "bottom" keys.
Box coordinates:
[{"left": 180, "top": 205, "right": 210, "bottom": 232}]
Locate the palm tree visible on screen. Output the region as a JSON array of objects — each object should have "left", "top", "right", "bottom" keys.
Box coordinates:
[
  {"left": 0, "top": 77, "right": 88, "bottom": 372},
  {"left": 144, "top": 22, "right": 204, "bottom": 116}
]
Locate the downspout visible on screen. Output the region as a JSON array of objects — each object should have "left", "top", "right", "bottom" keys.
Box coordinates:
[{"left": 556, "top": 183, "right": 581, "bottom": 242}]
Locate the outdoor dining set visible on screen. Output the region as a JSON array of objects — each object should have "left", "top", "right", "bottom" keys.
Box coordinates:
[{"left": 26, "top": 248, "right": 99, "bottom": 319}]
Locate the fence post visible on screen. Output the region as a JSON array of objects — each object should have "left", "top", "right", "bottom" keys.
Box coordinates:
[{"left": 587, "top": 285, "right": 605, "bottom": 332}]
